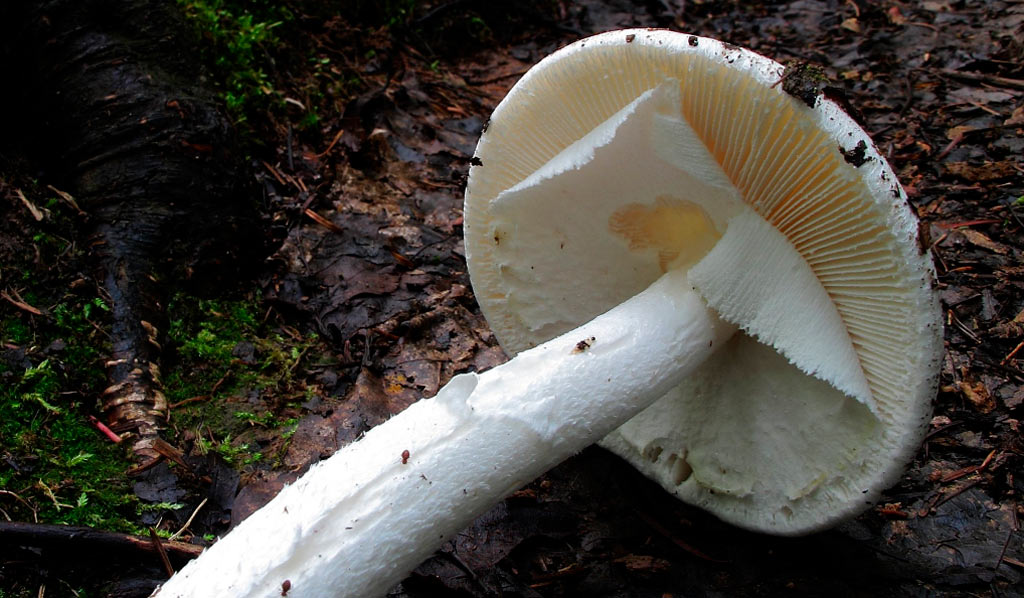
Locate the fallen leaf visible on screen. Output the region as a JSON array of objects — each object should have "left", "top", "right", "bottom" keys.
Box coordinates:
[
  {"left": 958, "top": 380, "right": 996, "bottom": 414},
  {"left": 613, "top": 554, "right": 672, "bottom": 573},
  {"left": 946, "top": 125, "right": 974, "bottom": 140},
  {"left": 959, "top": 229, "right": 1010, "bottom": 254},
  {"left": 945, "top": 161, "right": 1019, "bottom": 182},
  {"left": 887, "top": 5, "right": 907, "bottom": 24},
  {"left": 1006, "top": 105, "right": 1024, "bottom": 126}
]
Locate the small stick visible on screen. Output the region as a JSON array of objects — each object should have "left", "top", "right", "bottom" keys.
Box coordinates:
[
  {"left": 0, "top": 490, "right": 38, "bottom": 522},
  {"left": 633, "top": 509, "right": 727, "bottom": 563},
  {"left": 994, "top": 530, "right": 1014, "bottom": 573},
  {"left": 149, "top": 528, "right": 176, "bottom": 579},
  {"left": 940, "top": 449, "right": 996, "bottom": 482},
  {"left": 931, "top": 479, "right": 982, "bottom": 514},
  {"left": 1, "top": 290, "right": 43, "bottom": 316},
  {"left": 262, "top": 161, "right": 289, "bottom": 187},
  {"left": 937, "top": 68, "right": 1024, "bottom": 91},
  {"left": 169, "top": 395, "right": 210, "bottom": 409},
  {"left": 45, "top": 185, "right": 84, "bottom": 215},
  {"left": 169, "top": 498, "right": 208, "bottom": 542},
  {"left": 14, "top": 189, "right": 46, "bottom": 221},
  {"left": 304, "top": 209, "right": 344, "bottom": 233},
  {"left": 1002, "top": 340, "right": 1024, "bottom": 365},
  {"left": 316, "top": 128, "right": 346, "bottom": 158},
  {"left": 87, "top": 415, "right": 122, "bottom": 444}
]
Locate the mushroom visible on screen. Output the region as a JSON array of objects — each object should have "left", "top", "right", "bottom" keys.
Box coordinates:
[{"left": 153, "top": 30, "right": 941, "bottom": 598}]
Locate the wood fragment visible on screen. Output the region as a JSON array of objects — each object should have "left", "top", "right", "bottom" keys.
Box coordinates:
[
  {"left": 940, "top": 449, "right": 996, "bottom": 482},
  {"left": 317, "top": 128, "right": 346, "bottom": 158},
  {"left": 169, "top": 497, "right": 208, "bottom": 542},
  {"left": 263, "top": 160, "right": 289, "bottom": 186},
  {"left": 1002, "top": 340, "right": 1023, "bottom": 365},
  {"left": 0, "top": 490, "right": 38, "bottom": 523},
  {"left": 149, "top": 527, "right": 176, "bottom": 579},
  {"left": 304, "top": 208, "right": 344, "bottom": 233},
  {"left": 14, "top": 188, "right": 46, "bottom": 221},
  {"left": 1, "top": 289, "right": 43, "bottom": 316},
  {"left": 87, "top": 415, "right": 123, "bottom": 443},
  {"left": 920, "top": 478, "right": 982, "bottom": 516},
  {"left": 633, "top": 509, "right": 727, "bottom": 563},
  {"left": 994, "top": 530, "right": 1014, "bottom": 572},
  {"left": 0, "top": 521, "right": 203, "bottom": 565},
  {"left": 937, "top": 68, "right": 1024, "bottom": 91},
  {"left": 45, "top": 184, "right": 84, "bottom": 215}
]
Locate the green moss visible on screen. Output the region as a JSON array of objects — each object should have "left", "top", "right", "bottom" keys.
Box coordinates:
[
  {"left": 0, "top": 183, "right": 139, "bottom": 535},
  {"left": 164, "top": 292, "right": 322, "bottom": 471},
  {"left": 176, "top": 0, "right": 293, "bottom": 122}
]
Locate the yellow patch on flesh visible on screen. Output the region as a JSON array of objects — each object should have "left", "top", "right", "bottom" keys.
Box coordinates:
[{"left": 609, "top": 195, "right": 721, "bottom": 272}]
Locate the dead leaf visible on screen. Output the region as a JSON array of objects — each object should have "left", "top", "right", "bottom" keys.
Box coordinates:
[
  {"left": 958, "top": 380, "right": 996, "bottom": 413},
  {"left": 613, "top": 554, "right": 672, "bottom": 573},
  {"left": 1006, "top": 105, "right": 1024, "bottom": 126},
  {"left": 15, "top": 189, "right": 46, "bottom": 221},
  {"left": 946, "top": 125, "right": 974, "bottom": 140},
  {"left": 959, "top": 229, "right": 1010, "bottom": 254},
  {"left": 945, "top": 161, "right": 1019, "bottom": 182},
  {"left": 840, "top": 17, "right": 861, "bottom": 32},
  {"left": 1008, "top": 387, "right": 1024, "bottom": 410},
  {"left": 992, "top": 308, "right": 1024, "bottom": 338},
  {"left": 887, "top": 6, "right": 907, "bottom": 24}
]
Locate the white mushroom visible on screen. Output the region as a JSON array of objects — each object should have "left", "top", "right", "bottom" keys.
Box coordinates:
[{"left": 153, "top": 30, "right": 941, "bottom": 598}]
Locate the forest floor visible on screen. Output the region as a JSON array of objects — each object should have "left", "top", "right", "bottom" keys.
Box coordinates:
[{"left": 1, "top": 1, "right": 1023, "bottom": 597}]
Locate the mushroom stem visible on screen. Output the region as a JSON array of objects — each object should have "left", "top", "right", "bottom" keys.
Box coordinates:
[{"left": 153, "top": 268, "right": 735, "bottom": 598}]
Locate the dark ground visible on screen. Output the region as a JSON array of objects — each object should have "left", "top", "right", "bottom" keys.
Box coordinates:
[{"left": 2, "top": 0, "right": 1023, "bottom": 596}]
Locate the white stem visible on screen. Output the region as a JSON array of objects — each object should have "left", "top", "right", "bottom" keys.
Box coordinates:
[{"left": 153, "top": 269, "right": 733, "bottom": 598}]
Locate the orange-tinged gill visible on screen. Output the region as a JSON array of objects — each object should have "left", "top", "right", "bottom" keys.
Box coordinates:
[{"left": 673, "top": 59, "right": 915, "bottom": 421}]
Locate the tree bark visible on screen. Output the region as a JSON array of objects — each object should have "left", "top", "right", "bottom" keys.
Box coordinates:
[{"left": 2, "top": 0, "right": 259, "bottom": 466}]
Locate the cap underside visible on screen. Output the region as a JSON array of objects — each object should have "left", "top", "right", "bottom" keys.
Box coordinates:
[{"left": 464, "top": 30, "right": 941, "bottom": 534}]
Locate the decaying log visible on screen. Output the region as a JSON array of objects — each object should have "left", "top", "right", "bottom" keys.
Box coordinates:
[
  {"left": 2, "top": 0, "right": 259, "bottom": 466},
  {"left": 0, "top": 521, "right": 203, "bottom": 568}
]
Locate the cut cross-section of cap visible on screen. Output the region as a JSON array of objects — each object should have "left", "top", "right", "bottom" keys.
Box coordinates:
[{"left": 464, "top": 29, "right": 942, "bottom": 535}]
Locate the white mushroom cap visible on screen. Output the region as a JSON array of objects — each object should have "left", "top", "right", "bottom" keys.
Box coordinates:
[{"left": 464, "top": 30, "right": 942, "bottom": 535}]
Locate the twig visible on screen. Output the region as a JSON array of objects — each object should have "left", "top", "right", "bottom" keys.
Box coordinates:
[
  {"left": 168, "top": 498, "right": 207, "bottom": 542},
  {"left": 14, "top": 189, "right": 46, "bottom": 221},
  {"left": 169, "top": 395, "right": 210, "bottom": 409},
  {"left": 149, "top": 528, "right": 176, "bottom": 579},
  {"left": 940, "top": 449, "right": 996, "bottom": 482},
  {"left": 0, "top": 490, "right": 38, "bottom": 523},
  {"left": 937, "top": 68, "right": 1024, "bottom": 91},
  {"left": 994, "top": 530, "right": 1014, "bottom": 573},
  {"left": 633, "top": 509, "right": 728, "bottom": 563},
  {"left": 465, "top": 69, "right": 531, "bottom": 87},
  {"left": 286, "top": 123, "right": 295, "bottom": 172},
  {"left": 87, "top": 415, "right": 123, "bottom": 444},
  {"left": 921, "top": 478, "right": 982, "bottom": 516},
  {"left": 316, "top": 128, "right": 346, "bottom": 158},
  {"left": 947, "top": 309, "right": 980, "bottom": 343},
  {"left": 45, "top": 185, "right": 85, "bottom": 215},
  {"left": 304, "top": 208, "right": 344, "bottom": 233},
  {"left": 1002, "top": 341, "right": 1024, "bottom": 365},
  {"left": 1, "top": 290, "right": 44, "bottom": 316}
]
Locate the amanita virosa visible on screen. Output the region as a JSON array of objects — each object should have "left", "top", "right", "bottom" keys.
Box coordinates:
[{"left": 154, "top": 30, "right": 941, "bottom": 597}]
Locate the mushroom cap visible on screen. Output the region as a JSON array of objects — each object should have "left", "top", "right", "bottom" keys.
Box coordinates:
[{"left": 463, "top": 30, "right": 941, "bottom": 535}]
